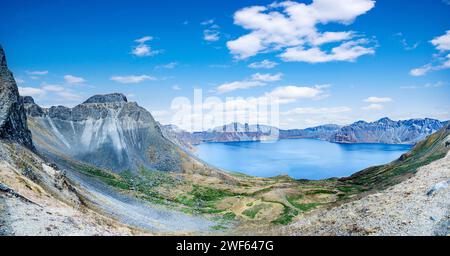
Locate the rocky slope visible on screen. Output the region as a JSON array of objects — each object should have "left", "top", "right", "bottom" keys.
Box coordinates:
[
  {"left": 332, "top": 117, "right": 446, "bottom": 144},
  {"left": 24, "top": 94, "right": 193, "bottom": 173}
]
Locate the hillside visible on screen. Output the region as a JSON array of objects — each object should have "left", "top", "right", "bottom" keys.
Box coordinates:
[{"left": 284, "top": 127, "right": 450, "bottom": 235}]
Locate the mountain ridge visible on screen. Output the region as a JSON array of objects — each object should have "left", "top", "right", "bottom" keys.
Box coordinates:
[
  {"left": 24, "top": 93, "right": 195, "bottom": 173},
  {"left": 161, "top": 118, "right": 446, "bottom": 147}
]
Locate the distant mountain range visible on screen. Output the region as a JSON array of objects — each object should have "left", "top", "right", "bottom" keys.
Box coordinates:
[
  {"left": 161, "top": 118, "right": 448, "bottom": 147},
  {"left": 331, "top": 117, "right": 447, "bottom": 144}
]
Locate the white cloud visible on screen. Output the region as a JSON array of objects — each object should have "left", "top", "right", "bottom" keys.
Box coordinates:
[
  {"left": 204, "top": 29, "right": 220, "bottom": 42},
  {"left": 217, "top": 81, "right": 265, "bottom": 93},
  {"left": 19, "top": 83, "right": 82, "bottom": 102},
  {"left": 251, "top": 72, "right": 283, "bottom": 82},
  {"left": 216, "top": 71, "right": 283, "bottom": 93},
  {"left": 410, "top": 30, "right": 450, "bottom": 76},
  {"left": 172, "top": 85, "right": 181, "bottom": 90},
  {"left": 280, "top": 39, "right": 374, "bottom": 63},
  {"left": 265, "top": 85, "right": 325, "bottom": 102},
  {"left": 362, "top": 103, "right": 384, "bottom": 110},
  {"left": 26, "top": 70, "right": 48, "bottom": 75},
  {"left": 135, "top": 36, "right": 153, "bottom": 44},
  {"left": 431, "top": 30, "right": 450, "bottom": 51},
  {"left": 226, "top": 0, "right": 376, "bottom": 62},
  {"left": 410, "top": 64, "right": 433, "bottom": 76},
  {"left": 364, "top": 96, "right": 393, "bottom": 103},
  {"left": 18, "top": 87, "right": 46, "bottom": 98},
  {"left": 202, "top": 20, "right": 221, "bottom": 42},
  {"left": 248, "top": 59, "right": 278, "bottom": 69},
  {"left": 64, "top": 75, "right": 85, "bottom": 84},
  {"left": 131, "top": 36, "right": 160, "bottom": 57},
  {"left": 201, "top": 19, "right": 215, "bottom": 26},
  {"left": 110, "top": 75, "right": 157, "bottom": 84},
  {"left": 42, "top": 84, "right": 65, "bottom": 92}
]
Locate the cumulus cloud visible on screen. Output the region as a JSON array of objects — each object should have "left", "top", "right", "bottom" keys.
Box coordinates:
[
  {"left": 410, "top": 30, "right": 450, "bottom": 76},
  {"left": 131, "top": 36, "right": 161, "bottom": 57},
  {"left": 202, "top": 19, "right": 221, "bottom": 42},
  {"left": 364, "top": 96, "right": 393, "bottom": 103},
  {"left": 26, "top": 70, "right": 48, "bottom": 75},
  {"left": 217, "top": 81, "right": 265, "bottom": 93},
  {"left": 226, "top": 0, "right": 376, "bottom": 62},
  {"left": 64, "top": 75, "right": 85, "bottom": 84},
  {"left": 248, "top": 59, "right": 279, "bottom": 69},
  {"left": 19, "top": 83, "right": 82, "bottom": 104},
  {"left": 362, "top": 96, "right": 392, "bottom": 110},
  {"left": 265, "top": 85, "right": 325, "bottom": 103},
  {"left": 18, "top": 87, "right": 46, "bottom": 98},
  {"left": 251, "top": 72, "right": 283, "bottom": 82},
  {"left": 135, "top": 36, "right": 153, "bottom": 44},
  {"left": 216, "top": 71, "right": 284, "bottom": 93},
  {"left": 110, "top": 75, "right": 157, "bottom": 84},
  {"left": 431, "top": 30, "right": 450, "bottom": 51}
]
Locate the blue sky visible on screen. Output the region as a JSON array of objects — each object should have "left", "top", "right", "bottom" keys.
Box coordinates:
[{"left": 1, "top": 0, "right": 449, "bottom": 130}]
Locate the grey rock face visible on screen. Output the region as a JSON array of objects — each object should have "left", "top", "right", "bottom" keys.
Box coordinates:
[
  {"left": 0, "top": 46, "right": 34, "bottom": 149},
  {"left": 279, "top": 124, "right": 341, "bottom": 140},
  {"left": 331, "top": 117, "right": 447, "bottom": 144},
  {"left": 83, "top": 93, "right": 128, "bottom": 104},
  {"left": 25, "top": 95, "right": 185, "bottom": 173}
]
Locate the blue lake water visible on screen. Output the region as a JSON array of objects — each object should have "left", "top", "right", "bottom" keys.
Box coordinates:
[{"left": 195, "top": 139, "right": 412, "bottom": 180}]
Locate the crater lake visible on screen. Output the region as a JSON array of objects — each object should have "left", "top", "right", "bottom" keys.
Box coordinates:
[{"left": 195, "top": 139, "right": 412, "bottom": 180}]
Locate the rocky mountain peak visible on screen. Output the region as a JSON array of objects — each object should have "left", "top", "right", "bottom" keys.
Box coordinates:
[
  {"left": 0, "top": 45, "right": 34, "bottom": 149},
  {"left": 83, "top": 93, "right": 128, "bottom": 104},
  {"left": 0, "top": 45, "right": 7, "bottom": 67},
  {"left": 22, "top": 96, "right": 35, "bottom": 104}
]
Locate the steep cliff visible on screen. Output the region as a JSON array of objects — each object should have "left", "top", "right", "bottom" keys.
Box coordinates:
[{"left": 0, "top": 45, "right": 33, "bottom": 149}]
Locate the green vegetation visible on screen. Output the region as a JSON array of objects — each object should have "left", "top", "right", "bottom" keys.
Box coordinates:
[
  {"left": 306, "top": 189, "right": 337, "bottom": 195},
  {"left": 223, "top": 212, "right": 236, "bottom": 221},
  {"left": 286, "top": 195, "right": 320, "bottom": 212},
  {"left": 78, "top": 166, "right": 131, "bottom": 190},
  {"left": 271, "top": 205, "right": 298, "bottom": 225},
  {"left": 242, "top": 203, "right": 270, "bottom": 219},
  {"left": 190, "top": 185, "right": 238, "bottom": 202}
]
